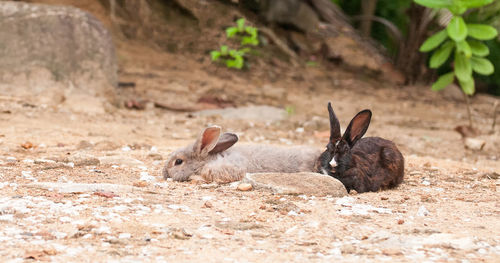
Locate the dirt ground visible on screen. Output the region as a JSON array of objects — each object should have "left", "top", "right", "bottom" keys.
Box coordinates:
[
  {"left": 1, "top": 1, "right": 500, "bottom": 260},
  {"left": 0, "top": 39, "right": 499, "bottom": 262}
]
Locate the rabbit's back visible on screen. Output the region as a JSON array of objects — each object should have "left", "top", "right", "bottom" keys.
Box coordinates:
[
  {"left": 229, "top": 144, "right": 321, "bottom": 173},
  {"left": 350, "top": 137, "right": 404, "bottom": 191}
]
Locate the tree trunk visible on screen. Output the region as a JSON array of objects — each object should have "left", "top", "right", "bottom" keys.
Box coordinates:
[
  {"left": 395, "top": 3, "right": 434, "bottom": 84},
  {"left": 360, "top": 0, "right": 378, "bottom": 37}
]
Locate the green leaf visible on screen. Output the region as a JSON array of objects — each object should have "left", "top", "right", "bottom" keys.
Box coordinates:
[
  {"left": 459, "top": 0, "right": 493, "bottom": 8},
  {"left": 447, "top": 16, "right": 467, "bottom": 41},
  {"left": 235, "top": 56, "right": 244, "bottom": 69},
  {"left": 245, "top": 27, "right": 254, "bottom": 34},
  {"left": 459, "top": 78, "right": 475, "bottom": 95},
  {"left": 239, "top": 47, "right": 251, "bottom": 54},
  {"left": 226, "top": 55, "right": 244, "bottom": 69},
  {"left": 431, "top": 72, "right": 454, "bottom": 91},
  {"left": 226, "top": 59, "right": 236, "bottom": 68},
  {"left": 456, "top": 40, "right": 472, "bottom": 58},
  {"left": 470, "top": 56, "right": 494, "bottom": 75},
  {"left": 236, "top": 18, "right": 245, "bottom": 32},
  {"left": 220, "top": 45, "right": 228, "bottom": 55},
  {"left": 449, "top": 4, "right": 467, "bottom": 15},
  {"left": 414, "top": 0, "right": 452, "bottom": 8},
  {"left": 210, "top": 51, "right": 221, "bottom": 61},
  {"left": 245, "top": 27, "right": 258, "bottom": 38},
  {"left": 241, "top": 36, "right": 259, "bottom": 46},
  {"left": 420, "top": 29, "right": 448, "bottom": 52},
  {"left": 229, "top": 49, "right": 238, "bottom": 57},
  {"left": 229, "top": 49, "right": 246, "bottom": 58},
  {"left": 467, "top": 24, "right": 498, "bottom": 40},
  {"left": 226, "top": 27, "right": 239, "bottom": 38},
  {"left": 468, "top": 40, "right": 489, "bottom": 57},
  {"left": 430, "top": 41, "right": 454, "bottom": 68},
  {"left": 454, "top": 51, "right": 472, "bottom": 81}
]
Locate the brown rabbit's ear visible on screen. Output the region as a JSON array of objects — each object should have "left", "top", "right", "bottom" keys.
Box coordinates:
[
  {"left": 194, "top": 126, "right": 222, "bottom": 156},
  {"left": 343, "top": 109, "right": 372, "bottom": 147},
  {"left": 328, "top": 102, "right": 342, "bottom": 143},
  {"left": 209, "top": 133, "right": 238, "bottom": 154}
]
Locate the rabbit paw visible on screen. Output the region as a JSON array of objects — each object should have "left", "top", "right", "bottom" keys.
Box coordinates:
[
  {"left": 201, "top": 165, "right": 245, "bottom": 184},
  {"left": 189, "top": 175, "right": 207, "bottom": 184}
]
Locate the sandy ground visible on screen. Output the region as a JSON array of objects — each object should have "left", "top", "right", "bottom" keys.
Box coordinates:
[
  {"left": 2, "top": 0, "right": 500, "bottom": 254},
  {"left": 1, "top": 40, "right": 499, "bottom": 262}
]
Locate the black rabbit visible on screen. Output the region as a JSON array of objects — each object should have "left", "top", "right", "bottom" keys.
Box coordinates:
[{"left": 316, "top": 102, "right": 404, "bottom": 193}]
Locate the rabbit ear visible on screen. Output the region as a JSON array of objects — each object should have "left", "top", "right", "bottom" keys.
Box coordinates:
[
  {"left": 209, "top": 133, "right": 238, "bottom": 154},
  {"left": 328, "top": 102, "right": 342, "bottom": 143},
  {"left": 343, "top": 109, "right": 372, "bottom": 147},
  {"left": 194, "top": 126, "right": 222, "bottom": 156}
]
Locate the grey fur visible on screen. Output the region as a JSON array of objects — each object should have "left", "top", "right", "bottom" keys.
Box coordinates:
[{"left": 163, "top": 126, "right": 321, "bottom": 183}]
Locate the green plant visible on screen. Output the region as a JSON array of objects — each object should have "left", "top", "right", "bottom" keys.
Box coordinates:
[
  {"left": 466, "top": 1, "right": 500, "bottom": 95},
  {"left": 226, "top": 18, "right": 260, "bottom": 46},
  {"left": 416, "top": 0, "right": 498, "bottom": 95},
  {"left": 210, "top": 18, "right": 259, "bottom": 70},
  {"left": 210, "top": 45, "right": 246, "bottom": 69}
]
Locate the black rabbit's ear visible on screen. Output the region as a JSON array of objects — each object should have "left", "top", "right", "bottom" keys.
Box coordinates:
[
  {"left": 209, "top": 132, "right": 238, "bottom": 154},
  {"left": 328, "top": 102, "right": 342, "bottom": 144},
  {"left": 194, "top": 126, "right": 221, "bottom": 156},
  {"left": 343, "top": 109, "right": 372, "bottom": 147}
]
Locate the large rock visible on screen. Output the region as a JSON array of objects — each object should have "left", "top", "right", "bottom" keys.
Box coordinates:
[
  {"left": 0, "top": 1, "right": 117, "bottom": 112},
  {"left": 243, "top": 172, "right": 347, "bottom": 197},
  {"left": 261, "top": 0, "right": 320, "bottom": 32}
]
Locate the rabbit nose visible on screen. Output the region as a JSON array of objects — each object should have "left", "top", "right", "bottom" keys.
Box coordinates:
[
  {"left": 162, "top": 167, "right": 170, "bottom": 179},
  {"left": 329, "top": 157, "right": 337, "bottom": 167}
]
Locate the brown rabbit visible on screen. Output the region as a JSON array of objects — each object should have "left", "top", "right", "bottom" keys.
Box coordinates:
[
  {"left": 163, "top": 126, "right": 321, "bottom": 183},
  {"left": 315, "top": 102, "right": 404, "bottom": 193}
]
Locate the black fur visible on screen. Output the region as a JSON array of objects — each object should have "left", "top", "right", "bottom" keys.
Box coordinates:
[{"left": 316, "top": 103, "right": 404, "bottom": 193}]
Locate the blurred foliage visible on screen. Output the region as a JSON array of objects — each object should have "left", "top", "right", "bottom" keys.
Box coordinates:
[
  {"left": 333, "top": 0, "right": 412, "bottom": 56},
  {"left": 466, "top": 1, "right": 500, "bottom": 95},
  {"left": 416, "top": 0, "right": 497, "bottom": 96},
  {"left": 210, "top": 18, "right": 259, "bottom": 70},
  {"left": 332, "top": 0, "right": 500, "bottom": 95}
]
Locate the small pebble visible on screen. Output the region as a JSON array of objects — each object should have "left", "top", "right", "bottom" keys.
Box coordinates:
[
  {"left": 119, "top": 233, "right": 131, "bottom": 239},
  {"left": 133, "top": 181, "right": 148, "bottom": 187},
  {"left": 417, "top": 205, "right": 430, "bottom": 217},
  {"left": 121, "top": 146, "right": 132, "bottom": 152},
  {"left": 382, "top": 248, "right": 403, "bottom": 256},
  {"left": 237, "top": 183, "right": 253, "bottom": 191},
  {"left": 168, "top": 228, "right": 192, "bottom": 240}
]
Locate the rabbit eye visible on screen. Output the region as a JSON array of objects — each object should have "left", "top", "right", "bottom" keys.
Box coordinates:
[{"left": 174, "top": 159, "right": 183, "bottom": 165}]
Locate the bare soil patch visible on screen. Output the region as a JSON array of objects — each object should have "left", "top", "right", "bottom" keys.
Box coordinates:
[{"left": 1, "top": 1, "right": 499, "bottom": 262}]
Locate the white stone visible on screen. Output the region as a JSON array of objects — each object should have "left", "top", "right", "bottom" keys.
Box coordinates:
[
  {"left": 417, "top": 205, "right": 430, "bottom": 217},
  {"left": 119, "top": 233, "right": 131, "bottom": 239}
]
